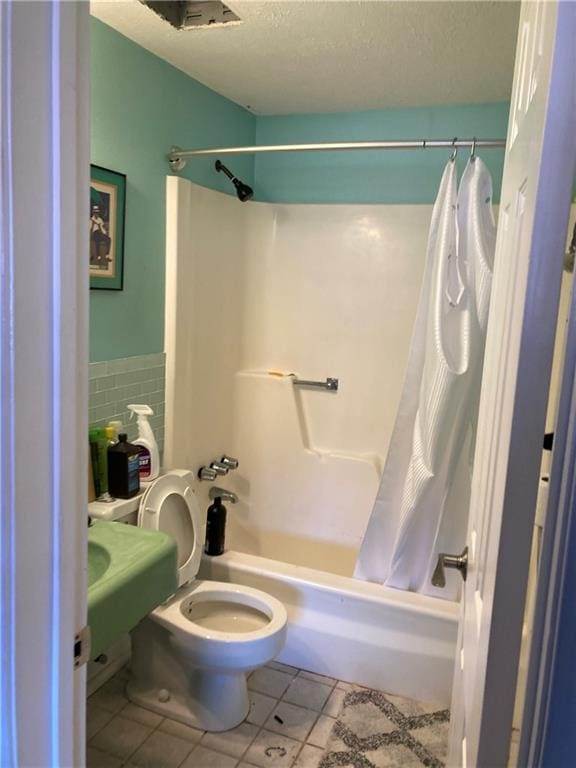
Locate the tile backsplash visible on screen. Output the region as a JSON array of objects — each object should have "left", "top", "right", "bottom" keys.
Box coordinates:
[{"left": 89, "top": 353, "right": 165, "bottom": 452}]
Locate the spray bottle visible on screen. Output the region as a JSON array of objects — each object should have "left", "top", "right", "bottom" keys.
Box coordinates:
[{"left": 128, "top": 404, "right": 160, "bottom": 481}]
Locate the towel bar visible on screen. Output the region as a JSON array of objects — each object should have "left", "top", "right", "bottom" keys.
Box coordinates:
[{"left": 292, "top": 377, "right": 339, "bottom": 392}]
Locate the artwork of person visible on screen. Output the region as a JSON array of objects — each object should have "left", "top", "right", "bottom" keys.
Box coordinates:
[{"left": 90, "top": 202, "right": 112, "bottom": 267}]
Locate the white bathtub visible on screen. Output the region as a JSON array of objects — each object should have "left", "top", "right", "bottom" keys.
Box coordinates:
[{"left": 199, "top": 550, "right": 458, "bottom": 707}]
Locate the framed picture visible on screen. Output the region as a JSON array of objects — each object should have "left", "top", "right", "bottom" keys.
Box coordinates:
[{"left": 90, "top": 165, "right": 126, "bottom": 290}]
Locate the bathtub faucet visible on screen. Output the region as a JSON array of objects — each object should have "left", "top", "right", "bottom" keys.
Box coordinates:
[
  {"left": 198, "top": 455, "right": 240, "bottom": 481},
  {"left": 211, "top": 456, "right": 239, "bottom": 474},
  {"left": 220, "top": 455, "right": 239, "bottom": 470},
  {"left": 209, "top": 487, "right": 238, "bottom": 504}
]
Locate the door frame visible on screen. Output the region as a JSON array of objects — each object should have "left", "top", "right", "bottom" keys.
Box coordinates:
[{"left": 0, "top": 2, "right": 89, "bottom": 765}]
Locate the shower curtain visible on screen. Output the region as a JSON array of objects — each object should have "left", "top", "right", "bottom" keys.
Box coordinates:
[{"left": 354, "top": 157, "right": 496, "bottom": 599}]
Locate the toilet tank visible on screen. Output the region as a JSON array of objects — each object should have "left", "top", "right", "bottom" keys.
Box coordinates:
[{"left": 88, "top": 493, "right": 141, "bottom": 525}]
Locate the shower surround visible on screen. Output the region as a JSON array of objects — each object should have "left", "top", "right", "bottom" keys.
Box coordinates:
[
  {"left": 164, "top": 178, "right": 458, "bottom": 702},
  {"left": 165, "top": 178, "right": 436, "bottom": 573}
]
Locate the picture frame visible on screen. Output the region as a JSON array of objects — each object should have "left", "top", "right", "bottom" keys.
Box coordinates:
[{"left": 90, "top": 165, "right": 126, "bottom": 290}]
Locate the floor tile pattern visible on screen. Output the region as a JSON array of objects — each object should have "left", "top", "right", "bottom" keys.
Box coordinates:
[{"left": 86, "top": 663, "right": 449, "bottom": 768}]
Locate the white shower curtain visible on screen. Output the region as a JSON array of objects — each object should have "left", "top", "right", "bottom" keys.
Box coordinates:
[{"left": 354, "top": 157, "right": 496, "bottom": 598}]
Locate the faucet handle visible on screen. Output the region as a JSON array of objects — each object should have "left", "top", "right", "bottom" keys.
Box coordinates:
[
  {"left": 198, "top": 466, "right": 218, "bottom": 482},
  {"left": 221, "top": 455, "right": 239, "bottom": 470},
  {"left": 210, "top": 461, "right": 229, "bottom": 476}
]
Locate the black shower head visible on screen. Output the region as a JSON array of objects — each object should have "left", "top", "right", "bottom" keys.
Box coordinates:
[{"left": 215, "top": 160, "right": 254, "bottom": 202}]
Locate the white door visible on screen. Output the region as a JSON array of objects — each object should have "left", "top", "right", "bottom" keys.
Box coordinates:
[{"left": 446, "top": 2, "right": 576, "bottom": 766}]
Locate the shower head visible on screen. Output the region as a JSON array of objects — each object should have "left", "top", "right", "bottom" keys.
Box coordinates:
[{"left": 215, "top": 160, "right": 253, "bottom": 202}]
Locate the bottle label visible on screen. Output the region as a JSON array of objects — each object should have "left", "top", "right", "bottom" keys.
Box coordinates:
[
  {"left": 138, "top": 446, "right": 151, "bottom": 478},
  {"left": 127, "top": 453, "right": 140, "bottom": 492}
]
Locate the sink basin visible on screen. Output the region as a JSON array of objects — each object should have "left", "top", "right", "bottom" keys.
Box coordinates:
[
  {"left": 88, "top": 521, "right": 178, "bottom": 660},
  {"left": 88, "top": 541, "right": 111, "bottom": 587}
]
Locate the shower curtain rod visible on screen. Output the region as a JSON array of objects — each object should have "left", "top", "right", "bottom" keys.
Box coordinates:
[{"left": 168, "top": 138, "right": 506, "bottom": 171}]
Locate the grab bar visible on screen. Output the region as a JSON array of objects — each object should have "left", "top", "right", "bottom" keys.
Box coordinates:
[{"left": 292, "top": 376, "right": 339, "bottom": 392}]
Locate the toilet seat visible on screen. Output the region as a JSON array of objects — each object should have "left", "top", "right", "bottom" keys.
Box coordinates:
[
  {"left": 138, "top": 470, "right": 203, "bottom": 587},
  {"left": 154, "top": 580, "right": 286, "bottom": 640},
  {"left": 151, "top": 579, "right": 288, "bottom": 670},
  {"left": 137, "top": 471, "right": 286, "bottom": 649}
]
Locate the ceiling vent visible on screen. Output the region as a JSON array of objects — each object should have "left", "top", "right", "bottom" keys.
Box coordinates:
[{"left": 141, "top": 1, "right": 241, "bottom": 30}]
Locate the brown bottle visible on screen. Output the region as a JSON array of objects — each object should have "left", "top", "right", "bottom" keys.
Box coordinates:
[{"left": 107, "top": 434, "right": 140, "bottom": 499}]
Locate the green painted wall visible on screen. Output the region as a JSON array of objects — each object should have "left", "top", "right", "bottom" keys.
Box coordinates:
[
  {"left": 254, "top": 103, "right": 509, "bottom": 204},
  {"left": 91, "top": 19, "right": 510, "bottom": 363},
  {"left": 90, "top": 18, "right": 256, "bottom": 362}
]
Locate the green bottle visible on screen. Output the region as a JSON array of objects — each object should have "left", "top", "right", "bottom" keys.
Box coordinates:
[{"left": 89, "top": 427, "right": 109, "bottom": 497}]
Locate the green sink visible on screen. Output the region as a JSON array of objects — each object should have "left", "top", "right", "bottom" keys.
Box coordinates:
[
  {"left": 88, "top": 520, "right": 178, "bottom": 660},
  {"left": 88, "top": 541, "right": 111, "bottom": 587}
]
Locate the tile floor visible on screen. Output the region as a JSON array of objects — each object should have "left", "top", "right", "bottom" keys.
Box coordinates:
[{"left": 86, "top": 662, "right": 449, "bottom": 768}]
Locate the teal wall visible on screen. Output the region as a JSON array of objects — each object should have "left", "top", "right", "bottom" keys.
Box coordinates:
[
  {"left": 255, "top": 103, "right": 509, "bottom": 204},
  {"left": 90, "top": 18, "right": 256, "bottom": 362},
  {"left": 91, "top": 19, "right": 510, "bottom": 362}
]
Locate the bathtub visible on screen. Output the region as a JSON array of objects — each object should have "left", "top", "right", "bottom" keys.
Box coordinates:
[{"left": 199, "top": 550, "right": 459, "bottom": 707}]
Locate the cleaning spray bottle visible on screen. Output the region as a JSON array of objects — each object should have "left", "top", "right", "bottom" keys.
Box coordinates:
[{"left": 127, "top": 404, "right": 160, "bottom": 481}]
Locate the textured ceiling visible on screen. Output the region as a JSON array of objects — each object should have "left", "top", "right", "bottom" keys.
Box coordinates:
[{"left": 90, "top": 0, "right": 520, "bottom": 115}]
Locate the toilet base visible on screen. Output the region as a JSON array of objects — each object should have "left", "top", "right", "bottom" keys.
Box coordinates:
[
  {"left": 128, "top": 616, "right": 252, "bottom": 732},
  {"left": 126, "top": 670, "right": 250, "bottom": 732}
]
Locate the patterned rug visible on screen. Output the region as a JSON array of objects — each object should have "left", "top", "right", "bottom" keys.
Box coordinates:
[{"left": 319, "top": 687, "right": 450, "bottom": 768}]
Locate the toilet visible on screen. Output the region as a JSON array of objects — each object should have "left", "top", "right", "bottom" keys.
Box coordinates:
[{"left": 126, "top": 469, "right": 287, "bottom": 732}]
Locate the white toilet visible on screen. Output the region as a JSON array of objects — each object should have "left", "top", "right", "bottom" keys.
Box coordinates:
[{"left": 126, "top": 469, "right": 287, "bottom": 732}]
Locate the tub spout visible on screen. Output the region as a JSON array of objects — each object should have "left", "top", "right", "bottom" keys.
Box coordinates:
[{"left": 209, "top": 487, "right": 238, "bottom": 504}]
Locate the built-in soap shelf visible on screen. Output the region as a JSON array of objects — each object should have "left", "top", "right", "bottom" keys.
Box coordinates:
[{"left": 237, "top": 371, "right": 383, "bottom": 474}]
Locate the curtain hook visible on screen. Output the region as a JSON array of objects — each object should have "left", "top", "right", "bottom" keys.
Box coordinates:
[
  {"left": 450, "top": 137, "right": 458, "bottom": 162},
  {"left": 470, "top": 137, "right": 477, "bottom": 162}
]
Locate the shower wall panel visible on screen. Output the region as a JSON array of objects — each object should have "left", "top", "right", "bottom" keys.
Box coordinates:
[
  {"left": 165, "top": 178, "right": 433, "bottom": 574},
  {"left": 164, "top": 178, "right": 248, "bottom": 473}
]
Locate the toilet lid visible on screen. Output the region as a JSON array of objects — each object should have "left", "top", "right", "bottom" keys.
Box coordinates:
[{"left": 138, "top": 470, "right": 203, "bottom": 587}]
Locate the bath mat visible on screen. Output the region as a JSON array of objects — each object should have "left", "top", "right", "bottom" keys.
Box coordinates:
[{"left": 319, "top": 687, "right": 450, "bottom": 768}]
